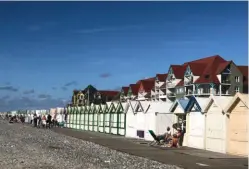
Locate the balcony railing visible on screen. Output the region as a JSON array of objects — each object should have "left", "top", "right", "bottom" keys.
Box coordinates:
[
  {"left": 221, "top": 79, "right": 231, "bottom": 84},
  {"left": 167, "top": 82, "right": 176, "bottom": 88},
  {"left": 167, "top": 93, "right": 176, "bottom": 97}
]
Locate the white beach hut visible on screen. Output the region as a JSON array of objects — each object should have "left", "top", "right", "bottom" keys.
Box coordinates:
[
  {"left": 125, "top": 100, "right": 138, "bottom": 138},
  {"left": 109, "top": 102, "right": 118, "bottom": 135},
  {"left": 104, "top": 102, "right": 111, "bottom": 133},
  {"left": 224, "top": 93, "right": 249, "bottom": 156},
  {"left": 98, "top": 104, "right": 106, "bottom": 133},
  {"left": 93, "top": 104, "right": 99, "bottom": 132},
  {"left": 185, "top": 97, "right": 209, "bottom": 149},
  {"left": 143, "top": 101, "right": 174, "bottom": 141},
  {"left": 203, "top": 95, "right": 233, "bottom": 153}
]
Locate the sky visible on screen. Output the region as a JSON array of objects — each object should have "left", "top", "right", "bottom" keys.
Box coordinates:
[{"left": 0, "top": 1, "right": 247, "bottom": 111}]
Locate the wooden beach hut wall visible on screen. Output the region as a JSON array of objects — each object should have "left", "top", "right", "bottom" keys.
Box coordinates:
[
  {"left": 224, "top": 93, "right": 249, "bottom": 156},
  {"left": 169, "top": 98, "right": 189, "bottom": 146},
  {"left": 203, "top": 95, "right": 233, "bottom": 153},
  {"left": 117, "top": 102, "right": 129, "bottom": 136},
  {"left": 67, "top": 106, "right": 71, "bottom": 128},
  {"left": 98, "top": 104, "right": 105, "bottom": 133},
  {"left": 184, "top": 97, "right": 208, "bottom": 149},
  {"left": 88, "top": 104, "right": 94, "bottom": 131},
  {"left": 82, "top": 106, "right": 88, "bottom": 130},
  {"left": 74, "top": 106, "right": 79, "bottom": 129},
  {"left": 109, "top": 102, "right": 118, "bottom": 135},
  {"left": 84, "top": 105, "right": 90, "bottom": 131},
  {"left": 93, "top": 105, "right": 99, "bottom": 132},
  {"left": 104, "top": 102, "right": 111, "bottom": 133},
  {"left": 71, "top": 107, "right": 76, "bottom": 129},
  {"left": 79, "top": 106, "right": 85, "bottom": 130},
  {"left": 134, "top": 101, "right": 151, "bottom": 139},
  {"left": 125, "top": 100, "right": 137, "bottom": 138},
  {"left": 144, "top": 101, "right": 174, "bottom": 141}
]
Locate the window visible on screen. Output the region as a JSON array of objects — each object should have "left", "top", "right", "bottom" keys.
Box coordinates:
[
  {"left": 235, "top": 76, "right": 239, "bottom": 82},
  {"left": 235, "top": 86, "right": 239, "bottom": 93}
]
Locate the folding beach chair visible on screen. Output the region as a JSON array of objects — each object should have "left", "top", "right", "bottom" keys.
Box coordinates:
[{"left": 148, "top": 130, "right": 164, "bottom": 146}]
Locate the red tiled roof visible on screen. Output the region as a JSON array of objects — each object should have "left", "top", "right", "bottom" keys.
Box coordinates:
[
  {"left": 176, "top": 79, "right": 184, "bottom": 87},
  {"left": 98, "top": 90, "right": 119, "bottom": 97},
  {"left": 121, "top": 87, "right": 129, "bottom": 95},
  {"left": 183, "top": 55, "right": 228, "bottom": 84},
  {"left": 139, "top": 80, "right": 155, "bottom": 93},
  {"left": 156, "top": 73, "right": 168, "bottom": 81},
  {"left": 171, "top": 65, "right": 187, "bottom": 79},
  {"left": 129, "top": 84, "right": 140, "bottom": 95},
  {"left": 215, "top": 61, "right": 232, "bottom": 74},
  {"left": 185, "top": 62, "right": 206, "bottom": 76},
  {"left": 238, "top": 65, "right": 248, "bottom": 85},
  {"left": 136, "top": 77, "right": 155, "bottom": 84}
]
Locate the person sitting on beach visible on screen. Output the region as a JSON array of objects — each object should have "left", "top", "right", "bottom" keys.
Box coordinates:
[
  {"left": 156, "top": 126, "right": 172, "bottom": 143},
  {"left": 169, "top": 134, "right": 179, "bottom": 148}
]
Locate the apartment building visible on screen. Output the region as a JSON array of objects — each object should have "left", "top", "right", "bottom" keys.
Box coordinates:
[
  {"left": 151, "top": 73, "right": 168, "bottom": 101},
  {"left": 126, "top": 84, "right": 140, "bottom": 100},
  {"left": 120, "top": 86, "right": 129, "bottom": 102},
  {"left": 71, "top": 85, "right": 119, "bottom": 106},
  {"left": 137, "top": 80, "right": 155, "bottom": 101},
  {"left": 166, "top": 55, "right": 247, "bottom": 101}
]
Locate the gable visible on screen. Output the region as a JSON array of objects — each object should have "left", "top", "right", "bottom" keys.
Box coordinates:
[
  {"left": 233, "top": 99, "right": 248, "bottom": 112},
  {"left": 184, "top": 65, "right": 192, "bottom": 76},
  {"left": 174, "top": 105, "right": 184, "bottom": 114},
  {"left": 108, "top": 103, "right": 116, "bottom": 113},
  {"left": 116, "top": 102, "right": 124, "bottom": 112},
  {"left": 128, "top": 87, "right": 133, "bottom": 96},
  {"left": 134, "top": 101, "right": 143, "bottom": 112},
  {"left": 138, "top": 83, "right": 144, "bottom": 93}
]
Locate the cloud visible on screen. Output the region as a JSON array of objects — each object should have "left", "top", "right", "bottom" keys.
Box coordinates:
[
  {"left": 1, "top": 95, "right": 10, "bottom": 100},
  {"left": 28, "top": 25, "right": 41, "bottom": 31},
  {"left": 23, "top": 89, "right": 35, "bottom": 94},
  {"left": 61, "top": 87, "right": 67, "bottom": 91},
  {"left": 1, "top": 96, "right": 66, "bottom": 112},
  {"left": 99, "top": 73, "right": 111, "bottom": 78},
  {"left": 0, "top": 86, "right": 18, "bottom": 92},
  {"left": 37, "top": 94, "right": 51, "bottom": 99},
  {"left": 74, "top": 24, "right": 142, "bottom": 34},
  {"left": 64, "top": 81, "right": 77, "bottom": 87}
]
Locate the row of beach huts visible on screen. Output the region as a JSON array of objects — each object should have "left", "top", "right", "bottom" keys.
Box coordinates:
[
  {"left": 64, "top": 93, "right": 248, "bottom": 157},
  {"left": 2, "top": 93, "right": 248, "bottom": 157}
]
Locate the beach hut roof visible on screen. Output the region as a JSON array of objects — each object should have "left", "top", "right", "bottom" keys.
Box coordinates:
[
  {"left": 224, "top": 93, "right": 249, "bottom": 113},
  {"left": 169, "top": 98, "right": 189, "bottom": 113},
  {"left": 203, "top": 95, "right": 233, "bottom": 112}
]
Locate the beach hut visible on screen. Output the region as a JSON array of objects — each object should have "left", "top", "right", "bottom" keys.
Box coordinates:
[
  {"left": 224, "top": 93, "right": 249, "bottom": 156},
  {"left": 67, "top": 107, "right": 72, "bottom": 128},
  {"left": 82, "top": 106, "right": 88, "bottom": 130},
  {"left": 72, "top": 107, "right": 77, "bottom": 129},
  {"left": 104, "top": 102, "right": 111, "bottom": 133},
  {"left": 98, "top": 104, "right": 105, "bottom": 133},
  {"left": 184, "top": 97, "right": 208, "bottom": 149},
  {"left": 144, "top": 101, "right": 174, "bottom": 141},
  {"left": 76, "top": 106, "right": 81, "bottom": 129},
  {"left": 109, "top": 102, "right": 118, "bottom": 134},
  {"left": 169, "top": 98, "right": 189, "bottom": 146},
  {"left": 125, "top": 101, "right": 137, "bottom": 138},
  {"left": 117, "top": 102, "right": 129, "bottom": 136},
  {"left": 79, "top": 106, "right": 85, "bottom": 130},
  {"left": 93, "top": 105, "right": 99, "bottom": 132},
  {"left": 203, "top": 95, "right": 233, "bottom": 153},
  {"left": 88, "top": 104, "right": 95, "bottom": 131},
  {"left": 84, "top": 106, "right": 90, "bottom": 130}
]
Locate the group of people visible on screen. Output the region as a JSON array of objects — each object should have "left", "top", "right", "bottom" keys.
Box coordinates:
[
  {"left": 29, "top": 113, "right": 66, "bottom": 128},
  {"left": 156, "top": 126, "right": 184, "bottom": 148},
  {"left": 7, "top": 114, "right": 25, "bottom": 123}
]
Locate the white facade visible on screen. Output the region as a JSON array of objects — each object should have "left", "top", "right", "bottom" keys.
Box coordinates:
[
  {"left": 186, "top": 98, "right": 208, "bottom": 149},
  {"left": 125, "top": 101, "right": 137, "bottom": 138},
  {"left": 203, "top": 96, "right": 233, "bottom": 153},
  {"left": 125, "top": 100, "right": 174, "bottom": 141}
]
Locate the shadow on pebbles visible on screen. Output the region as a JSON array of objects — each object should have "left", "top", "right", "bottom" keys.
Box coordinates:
[{"left": 0, "top": 120, "right": 182, "bottom": 169}]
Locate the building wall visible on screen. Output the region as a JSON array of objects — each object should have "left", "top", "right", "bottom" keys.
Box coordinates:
[{"left": 228, "top": 63, "right": 243, "bottom": 95}]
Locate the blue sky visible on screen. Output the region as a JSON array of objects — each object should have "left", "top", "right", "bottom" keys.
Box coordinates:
[{"left": 0, "top": 1, "right": 247, "bottom": 111}]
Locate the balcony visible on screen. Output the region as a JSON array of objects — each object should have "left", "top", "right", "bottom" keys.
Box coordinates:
[
  {"left": 167, "top": 93, "right": 176, "bottom": 97},
  {"left": 221, "top": 79, "right": 231, "bottom": 85},
  {"left": 167, "top": 82, "right": 176, "bottom": 88},
  {"left": 184, "top": 81, "right": 192, "bottom": 86}
]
